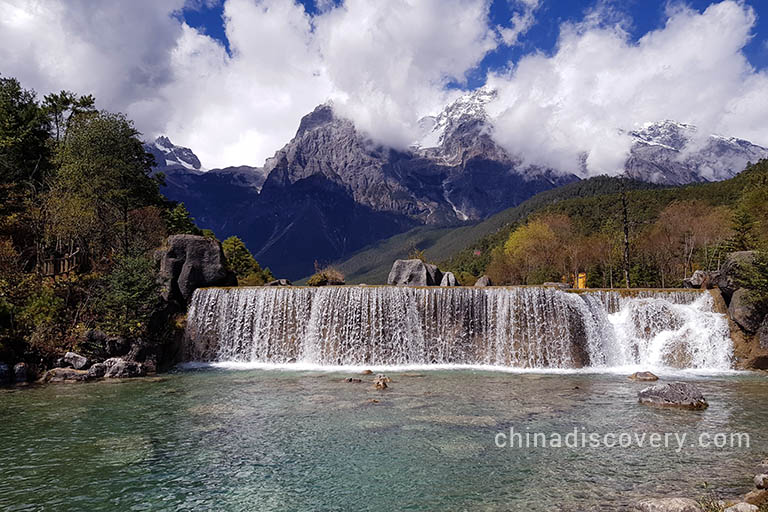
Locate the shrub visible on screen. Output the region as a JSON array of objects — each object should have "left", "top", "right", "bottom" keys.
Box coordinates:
[{"left": 307, "top": 266, "right": 345, "bottom": 286}]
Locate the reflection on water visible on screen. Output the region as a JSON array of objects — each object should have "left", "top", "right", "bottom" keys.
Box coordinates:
[{"left": 0, "top": 368, "right": 766, "bottom": 511}]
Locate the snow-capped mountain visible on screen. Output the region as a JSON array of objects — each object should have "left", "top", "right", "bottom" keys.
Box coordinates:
[
  {"left": 627, "top": 120, "right": 768, "bottom": 185},
  {"left": 148, "top": 100, "right": 766, "bottom": 279},
  {"left": 148, "top": 135, "right": 204, "bottom": 171}
]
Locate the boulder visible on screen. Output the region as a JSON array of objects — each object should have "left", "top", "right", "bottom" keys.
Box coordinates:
[
  {"left": 156, "top": 234, "right": 237, "bottom": 307},
  {"left": 629, "top": 371, "right": 659, "bottom": 382},
  {"left": 638, "top": 382, "right": 708, "bottom": 410},
  {"left": 744, "top": 489, "right": 768, "bottom": 507},
  {"left": 759, "top": 318, "right": 768, "bottom": 351},
  {"left": 42, "top": 368, "right": 89, "bottom": 383},
  {"left": 125, "top": 339, "right": 157, "bottom": 373},
  {"left": 344, "top": 377, "right": 362, "bottom": 383},
  {"left": 729, "top": 289, "right": 762, "bottom": 334},
  {"left": 715, "top": 251, "right": 756, "bottom": 304},
  {"left": 440, "top": 272, "right": 459, "bottom": 287},
  {"left": 725, "top": 504, "right": 758, "bottom": 512},
  {"left": 62, "top": 351, "right": 91, "bottom": 370},
  {"left": 0, "top": 363, "right": 10, "bottom": 386},
  {"left": 754, "top": 474, "right": 768, "bottom": 490},
  {"left": 87, "top": 363, "right": 107, "bottom": 379},
  {"left": 373, "top": 374, "right": 390, "bottom": 390},
  {"left": 683, "top": 270, "right": 716, "bottom": 289},
  {"left": 104, "top": 358, "right": 146, "bottom": 379},
  {"left": 387, "top": 259, "right": 442, "bottom": 286},
  {"left": 474, "top": 275, "right": 492, "bottom": 287},
  {"left": 266, "top": 279, "right": 292, "bottom": 286},
  {"left": 634, "top": 498, "right": 702, "bottom": 512},
  {"left": 13, "top": 362, "right": 29, "bottom": 383}
]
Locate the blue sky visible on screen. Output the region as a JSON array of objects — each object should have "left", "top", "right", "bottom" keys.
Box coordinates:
[
  {"left": 4, "top": 0, "right": 766, "bottom": 170},
  {"left": 182, "top": 0, "right": 768, "bottom": 90}
]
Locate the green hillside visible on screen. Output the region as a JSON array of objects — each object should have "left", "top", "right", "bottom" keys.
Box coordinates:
[{"left": 331, "top": 176, "right": 661, "bottom": 284}]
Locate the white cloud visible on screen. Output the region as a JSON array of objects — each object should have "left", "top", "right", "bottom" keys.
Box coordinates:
[
  {"left": 499, "top": 0, "right": 540, "bottom": 46},
  {"left": 0, "top": 0, "right": 495, "bottom": 168},
  {"left": 486, "top": 0, "right": 768, "bottom": 176},
  {"left": 1, "top": 0, "right": 766, "bottom": 175}
]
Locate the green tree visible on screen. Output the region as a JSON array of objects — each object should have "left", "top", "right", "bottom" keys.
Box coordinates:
[
  {"left": 0, "top": 76, "right": 51, "bottom": 189},
  {"left": 42, "top": 90, "right": 95, "bottom": 142},
  {"left": 165, "top": 203, "right": 202, "bottom": 235},
  {"left": 46, "top": 111, "right": 164, "bottom": 258},
  {"left": 98, "top": 254, "right": 159, "bottom": 336},
  {"left": 222, "top": 236, "right": 273, "bottom": 285},
  {"left": 726, "top": 208, "right": 758, "bottom": 252}
]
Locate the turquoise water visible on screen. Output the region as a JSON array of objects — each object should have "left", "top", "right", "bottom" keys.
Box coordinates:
[{"left": 1, "top": 368, "right": 766, "bottom": 511}]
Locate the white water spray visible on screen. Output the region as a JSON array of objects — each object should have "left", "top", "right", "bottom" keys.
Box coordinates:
[{"left": 183, "top": 287, "right": 733, "bottom": 370}]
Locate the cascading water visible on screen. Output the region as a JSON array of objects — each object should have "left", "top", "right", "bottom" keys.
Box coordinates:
[{"left": 183, "top": 286, "right": 733, "bottom": 370}]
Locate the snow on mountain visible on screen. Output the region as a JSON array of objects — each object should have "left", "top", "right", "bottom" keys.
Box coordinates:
[
  {"left": 152, "top": 136, "right": 204, "bottom": 171},
  {"left": 627, "top": 120, "right": 768, "bottom": 184}
]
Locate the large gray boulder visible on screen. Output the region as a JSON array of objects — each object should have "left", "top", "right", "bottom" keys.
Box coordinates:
[
  {"left": 387, "top": 259, "right": 442, "bottom": 286},
  {"left": 729, "top": 288, "right": 762, "bottom": 334},
  {"left": 440, "top": 272, "right": 458, "bottom": 286},
  {"left": 156, "top": 235, "right": 237, "bottom": 306},
  {"left": 87, "top": 363, "right": 106, "bottom": 380},
  {"left": 638, "top": 382, "right": 708, "bottom": 410},
  {"left": 62, "top": 351, "right": 91, "bottom": 370},
  {"left": 104, "top": 358, "right": 146, "bottom": 379},
  {"left": 634, "top": 498, "right": 702, "bottom": 512},
  {"left": 474, "top": 275, "right": 492, "bottom": 287},
  {"left": 0, "top": 363, "right": 10, "bottom": 386},
  {"left": 682, "top": 270, "right": 716, "bottom": 289},
  {"left": 42, "top": 368, "right": 89, "bottom": 383},
  {"left": 715, "top": 251, "right": 756, "bottom": 303}
]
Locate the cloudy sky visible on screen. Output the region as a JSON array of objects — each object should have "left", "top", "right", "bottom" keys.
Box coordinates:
[{"left": 1, "top": 0, "right": 767, "bottom": 175}]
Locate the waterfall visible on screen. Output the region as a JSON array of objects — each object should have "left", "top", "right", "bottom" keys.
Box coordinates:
[{"left": 183, "top": 286, "right": 733, "bottom": 370}]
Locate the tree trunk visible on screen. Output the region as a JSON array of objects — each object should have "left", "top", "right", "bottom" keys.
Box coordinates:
[{"left": 621, "top": 180, "right": 631, "bottom": 289}]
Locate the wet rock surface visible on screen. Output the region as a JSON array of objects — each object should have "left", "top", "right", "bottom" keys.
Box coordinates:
[{"left": 638, "top": 382, "right": 708, "bottom": 410}]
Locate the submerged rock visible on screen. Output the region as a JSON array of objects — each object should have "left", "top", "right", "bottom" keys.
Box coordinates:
[
  {"left": 13, "top": 362, "right": 29, "bottom": 383},
  {"left": 634, "top": 497, "right": 702, "bottom": 512},
  {"left": 629, "top": 371, "right": 659, "bottom": 382},
  {"left": 474, "top": 275, "right": 492, "bottom": 287},
  {"left": 104, "top": 358, "right": 146, "bottom": 379},
  {"left": 387, "top": 259, "right": 443, "bottom": 286},
  {"left": 62, "top": 351, "right": 91, "bottom": 370},
  {"left": 440, "top": 272, "right": 459, "bottom": 286},
  {"left": 361, "top": 369, "right": 373, "bottom": 375},
  {"left": 156, "top": 234, "right": 237, "bottom": 307},
  {"left": 755, "top": 474, "right": 768, "bottom": 489},
  {"left": 0, "top": 363, "right": 10, "bottom": 385},
  {"left": 637, "top": 382, "right": 708, "bottom": 410},
  {"left": 344, "top": 377, "right": 362, "bottom": 383}
]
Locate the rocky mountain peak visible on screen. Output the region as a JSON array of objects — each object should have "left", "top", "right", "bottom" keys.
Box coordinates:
[{"left": 149, "top": 135, "right": 203, "bottom": 171}]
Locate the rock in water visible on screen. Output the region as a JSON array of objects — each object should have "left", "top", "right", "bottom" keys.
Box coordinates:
[
  {"left": 13, "top": 362, "right": 28, "bottom": 383},
  {"left": 729, "top": 288, "right": 762, "bottom": 333},
  {"left": 638, "top": 382, "right": 708, "bottom": 410},
  {"left": 373, "top": 374, "right": 390, "bottom": 390},
  {"left": 156, "top": 234, "right": 237, "bottom": 307},
  {"left": 387, "top": 259, "right": 442, "bottom": 286},
  {"left": 756, "top": 474, "right": 768, "bottom": 489},
  {"left": 634, "top": 498, "right": 702, "bottom": 512},
  {"left": 474, "top": 275, "right": 492, "bottom": 287},
  {"left": 0, "top": 363, "right": 10, "bottom": 385},
  {"left": 104, "top": 358, "right": 146, "bottom": 379},
  {"left": 629, "top": 371, "right": 659, "bottom": 382},
  {"left": 440, "top": 272, "right": 458, "bottom": 286},
  {"left": 63, "top": 351, "right": 91, "bottom": 370}
]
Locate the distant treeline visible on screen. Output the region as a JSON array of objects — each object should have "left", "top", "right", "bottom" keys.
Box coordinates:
[{"left": 444, "top": 161, "right": 768, "bottom": 288}]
